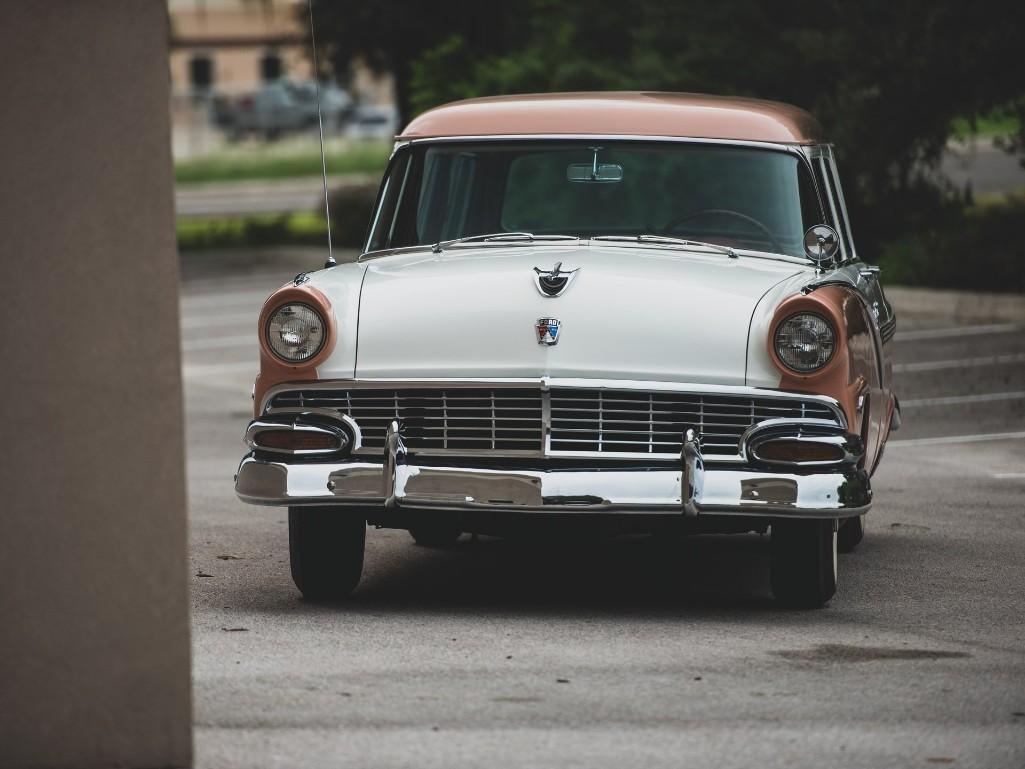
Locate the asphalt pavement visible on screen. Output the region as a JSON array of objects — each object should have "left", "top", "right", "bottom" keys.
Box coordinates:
[{"left": 183, "top": 251, "right": 1025, "bottom": 768}]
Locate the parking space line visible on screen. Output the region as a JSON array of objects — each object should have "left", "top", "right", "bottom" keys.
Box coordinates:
[
  {"left": 894, "top": 323, "right": 1022, "bottom": 341},
  {"left": 992, "top": 472, "right": 1025, "bottom": 479},
  {"left": 901, "top": 390, "right": 1025, "bottom": 408},
  {"left": 182, "top": 334, "right": 256, "bottom": 352},
  {"left": 180, "top": 290, "right": 270, "bottom": 311},
  {"left": 889, "top": 430, "right": 1025, "bottom": 447},
  {"left": 893, "top": 352, "right": 1025, "bottom": 373},
  {"left": 181, "top": 311, "right": 255, "bottom": 330},
  {"left": 183, "top": 361, "right": 255, "bottom": 378}
]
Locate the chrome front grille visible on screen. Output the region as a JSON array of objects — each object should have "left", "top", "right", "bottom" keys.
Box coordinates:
[
  {"left": 549, "top": 389, "right": 839, "bottom": 456},
  {"left": 267, "top": 384, "right": 842, "bottom": 459},
  {"left": 269, "top": 387, "right": 543, "bottom": 453}
]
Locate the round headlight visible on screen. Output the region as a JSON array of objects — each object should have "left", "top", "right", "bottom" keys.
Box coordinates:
[
  {"left": 266, "top": 303, "right": 326, "bottom": 362},
  {"left": 774, "top": 313, "right": 836, "bottom": 372}
]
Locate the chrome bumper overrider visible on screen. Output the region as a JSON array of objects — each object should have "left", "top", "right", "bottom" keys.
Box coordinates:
[{"left": 235, "top": 424, "right": 871, "bottom": 519}]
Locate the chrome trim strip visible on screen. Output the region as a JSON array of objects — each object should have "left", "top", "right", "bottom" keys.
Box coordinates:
[
  {"left": 880, "top": 315, "right": 898, "bottom": 344},
  {"left": 401, "top": 134, "right": 804, "bottom": 152},
  {"left": 540, "top": 380, "right": 553, "bottom": 455}
]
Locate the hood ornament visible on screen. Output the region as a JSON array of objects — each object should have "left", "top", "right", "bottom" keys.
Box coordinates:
[
  {"left": 533, "top": 262, "right": 579, "bottom": 297},
  {"left": 536, "top": 317, "right": 562, "bottom": 346}
]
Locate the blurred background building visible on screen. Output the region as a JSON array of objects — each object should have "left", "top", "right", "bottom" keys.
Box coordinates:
[{"left": 168, "top": 0, "right": 396, "bottom": 157}]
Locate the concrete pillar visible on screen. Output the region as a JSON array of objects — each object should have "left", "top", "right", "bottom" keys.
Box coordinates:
[{"left": 0, "top": 2, "right": 192, "bottom": 767}]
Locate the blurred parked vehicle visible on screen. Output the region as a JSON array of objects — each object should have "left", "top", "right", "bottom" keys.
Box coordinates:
[
  {"left": 291, "top": 81, "right": 352, "bottom": 132},
  {"left": 344, "top": 104, "right": 400, "bottom": 140},
  {"left": 213, "top": 80, "right": 352, "bottom": 140}
]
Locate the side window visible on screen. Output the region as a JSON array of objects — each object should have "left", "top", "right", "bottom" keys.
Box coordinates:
[
  {"left": 366, "top": 152, "right": 410, "bottom": 252},
  {"left": 797, "top": 162, "right": 823, "bottom": 231}
]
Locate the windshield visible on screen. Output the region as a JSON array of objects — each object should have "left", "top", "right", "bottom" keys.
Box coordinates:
[{"left": 366, "top": 141, "right": 824, "bottom": 258}]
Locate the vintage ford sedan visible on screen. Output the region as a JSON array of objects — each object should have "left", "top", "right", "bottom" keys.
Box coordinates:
[{"left": 235, "top": 92, "right": 899, "bottom": 607}]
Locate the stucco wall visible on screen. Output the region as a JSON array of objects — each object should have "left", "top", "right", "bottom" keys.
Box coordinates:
[{"left": 0, "top": 2, "right": 192, "bottom": 767}]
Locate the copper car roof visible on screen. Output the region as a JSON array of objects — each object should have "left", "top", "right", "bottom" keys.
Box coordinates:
[{"left": 398, "top": 92, "right": 823, "bottom": 145}]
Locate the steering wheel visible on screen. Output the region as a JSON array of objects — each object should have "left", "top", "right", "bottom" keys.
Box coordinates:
[{"left": 663, "top": 208, "right": 782, "bottom": 254}]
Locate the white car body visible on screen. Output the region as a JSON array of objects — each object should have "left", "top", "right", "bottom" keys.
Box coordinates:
[
  {"left": 305, "top": 245, "right": 806, "bottom": 387},
  {"left": 235, "top": 93, "right": 899, "bottom": 606}
]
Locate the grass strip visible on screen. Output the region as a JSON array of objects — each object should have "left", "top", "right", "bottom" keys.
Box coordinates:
[{"left": 175, "top": 143, "right": 391, "bottom": 185}]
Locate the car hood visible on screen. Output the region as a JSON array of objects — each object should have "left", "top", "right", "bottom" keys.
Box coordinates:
[{"left": 349, "top": 245, "right": 807, "bottom": 385}]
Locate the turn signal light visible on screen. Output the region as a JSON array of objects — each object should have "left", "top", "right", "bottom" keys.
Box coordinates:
[
  {"left": 254, "top": 430, "right": 341, "bottom": 451},
  {"left": 755, "top": 440, "right": 843, "bottom": 463}
]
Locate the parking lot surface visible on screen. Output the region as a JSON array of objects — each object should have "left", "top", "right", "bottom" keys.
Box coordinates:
[{"left": 183, "top": 254, "right": 1025, "bottom": 768}]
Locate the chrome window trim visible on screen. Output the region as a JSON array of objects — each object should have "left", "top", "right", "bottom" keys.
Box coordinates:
[
  {"left": 365, "top": 172, "right": 391, "bottom": 253},
  {"left": 804, "top": 144, "right": 857, "bottom": 265},
  {"left": 810, "top": 154, "right": 846, "bottom": 263},
  {"left": 259, "top": 378, "right": 847, "bottom": 463},
  {"left": 401, "top": 133, "right": 803, "bottom": 152},
  {"left": 386, "top": 153, "right": 413, "bottom": 246},
  {"left": 824, "top": 150, "right": 859, "bottom": 262}
]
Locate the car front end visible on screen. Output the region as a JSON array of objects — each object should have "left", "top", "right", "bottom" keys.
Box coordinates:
[{"left": 234, "top": 95, "right": 897, "bottom": 605}]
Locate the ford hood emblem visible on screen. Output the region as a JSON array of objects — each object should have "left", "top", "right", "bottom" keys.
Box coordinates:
[
  {"left": 536, "top": 317, "right": 562, "bottom": 346},
  {"left": 533, "top": 262, "right": 579, "bottom": 297}
]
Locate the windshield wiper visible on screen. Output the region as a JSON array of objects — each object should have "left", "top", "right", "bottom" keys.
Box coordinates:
[
  {"left": 591, "top": 234, "right": 738, "bottom": 259},
  {"left": 432, "top": 232, "right": 580, "bottom": 254}
]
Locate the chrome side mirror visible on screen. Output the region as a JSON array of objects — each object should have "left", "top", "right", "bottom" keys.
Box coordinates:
[{"left": 803, "top": 225, "right": 840, "bottom": 266}]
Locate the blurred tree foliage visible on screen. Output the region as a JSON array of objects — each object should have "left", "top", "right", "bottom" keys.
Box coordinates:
[{"left": 308, "top": 0, "right": 1024, "bottom": 259}]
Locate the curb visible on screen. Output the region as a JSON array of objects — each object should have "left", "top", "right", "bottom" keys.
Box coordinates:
[{"left": 886, "top": 286, "right": 1025, "bottom": 324}]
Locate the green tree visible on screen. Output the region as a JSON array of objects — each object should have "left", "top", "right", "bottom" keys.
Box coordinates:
[
  {"left": 306, "top": 0, "right": 1025, "bottom": 255},
  {"left": 307, "top": 0, "right": 529, "bottom": 127}
]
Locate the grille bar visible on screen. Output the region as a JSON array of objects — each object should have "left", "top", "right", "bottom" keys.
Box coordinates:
[{"left": 267, "top": 385, "right": 842, "bottom": 458}]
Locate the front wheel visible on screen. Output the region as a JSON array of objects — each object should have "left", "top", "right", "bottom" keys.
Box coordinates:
[
  {"left": 288, "top": 507, "right": 366, "bottom": 600},
  {"left": 837, "top": 514, "right": 865, "bottom": 553},
  {"left": 770, "top": 519, "right": 837, "bottom": 608}
]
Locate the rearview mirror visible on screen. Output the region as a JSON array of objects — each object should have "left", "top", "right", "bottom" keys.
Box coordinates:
[
  {"left": 567, "top": 163, "right": 624, "bottom": 183},
  {"left": 803, "top": 225, "right": 840, "bottom": 265}
]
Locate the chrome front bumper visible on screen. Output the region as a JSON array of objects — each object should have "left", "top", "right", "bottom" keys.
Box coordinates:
[{"left": 235, "top": 426, "right": 871, "bottom": 519}]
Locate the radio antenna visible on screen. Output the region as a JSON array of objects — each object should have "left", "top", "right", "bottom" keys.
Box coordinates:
[{"left": 308, "top": 0, "right": 335, "bottom": 268}]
